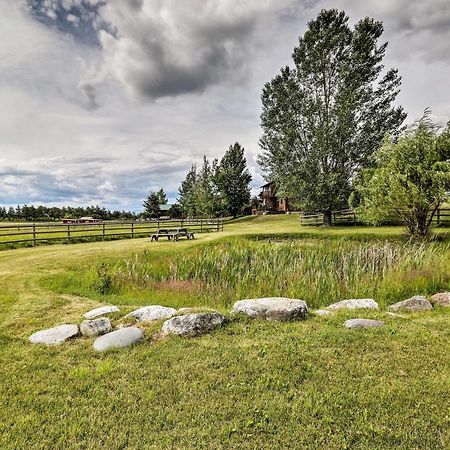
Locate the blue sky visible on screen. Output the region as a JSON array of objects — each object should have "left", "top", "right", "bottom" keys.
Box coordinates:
[{"left": 1, "top": 0, "right": 449, "bottom": 211}]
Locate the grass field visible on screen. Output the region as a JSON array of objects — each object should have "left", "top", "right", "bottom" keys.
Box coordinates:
[{"left": 1, "top": 215, "right": 449, "bottom": 449}]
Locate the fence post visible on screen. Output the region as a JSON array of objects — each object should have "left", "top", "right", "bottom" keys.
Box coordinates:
[
  {"left": 67, "top": 224, "right": 70, "bottom": 244},
  {"left": 157, "top": 220, "right": 160, "bottom": 231},
  {"left": 201, "top": 219, "right": 203, "bottom": 233},
  {"left": 437, "top": 208, "right": 440, "bottom": 226},
  {"left": 102, "top": 223, "right": 105, "bottom": 241},
  {"left": 32, "top": 224, "right": 36, "bottom": 246},
  {"left": 131, "top": 221, "right": 134, "bottom": 239}
]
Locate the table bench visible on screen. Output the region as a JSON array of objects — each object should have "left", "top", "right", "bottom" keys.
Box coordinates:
[{"left": 151, "top": 228, "right": 195, "bottom": 242}]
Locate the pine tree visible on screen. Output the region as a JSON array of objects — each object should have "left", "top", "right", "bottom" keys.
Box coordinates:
[
  {"left": 143, "top": 191, "right": 163, "bottom": 218},
  {"left": 178, "top": 165, "right": 198, "bottom": 217},
  {"left": 215, "top": 143, "right": 252, "bottom": 217}
]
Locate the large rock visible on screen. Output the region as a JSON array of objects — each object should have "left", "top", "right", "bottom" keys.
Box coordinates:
[
  {"left": 93, "top": 327, "right": 144, "bottom": 352},
  {"left": 327, "top": 298, "right": 379, "bottom": 311},
  {"left": 126, "top": 305, "right": 177, "bottom": 323},
  {"left": 84, "top": 305, "right": 119, "bottom": 319},
  {"left": 80, "top": 317, "right": 112, "bottom": 338},
  {"left": 430, "top": 292, "right": 450, "bottom": 308},
  {"left": 344, "top": 318, "right": 385, "bottom": 329},
  {"left": 388, "top": 296, "right": 433, "bottom": 312},
  {"left": 161, "top": 313, "right": 227, "bottom": 337},
  {"left": 29, "top": 324, "right": 79, "bottom": 345},
  {"left": 232, "top": 297, "right": 308, "bottom": 321}
]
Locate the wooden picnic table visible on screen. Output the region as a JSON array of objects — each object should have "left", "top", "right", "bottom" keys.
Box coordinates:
[{"left": 151, "top": 228, "right": 195, "bottom": 242}]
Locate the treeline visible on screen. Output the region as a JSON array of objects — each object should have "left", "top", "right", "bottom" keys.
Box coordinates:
[
  {"left": 0, "top": 205, "right": 137, "bottom": 222},
  {"left": 178, "top": 142, "right": 252, "bottom": 218}
]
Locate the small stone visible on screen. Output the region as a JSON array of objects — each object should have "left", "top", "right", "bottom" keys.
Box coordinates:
[
  {"left": 80, "top": 317, "right": 112, "bottom": 338},
  {"left": 93, "top": 327, "right": 144, "bottom": 352},
  {"left": 84, "top": 306, "right": 119, "bottom": 319},
  {"left": 232, "top": 297, "right": 308, "bottom": 321},
  {"left": 344, "top": 318, "right": 385, "bottom": 329},
  {"left": 126, "top": 305, "right": 177, "bottom": 323},
  {"left": 430, "top": 292, "right": 450, "bottom": 308},
  {"left": 29, "top": 324, "right": 79, "bottom": 345},
  {"left": 327, "top": 299, "right": 379, "bottom": 311},
  {"left": 388, "top": 296, "right": 433, "bottom": 312},
  {"left": 161, "top": 313, "right": 227, "bottom": 337},
  {"left": 314, "top": 309, "right": 332, "bottom": 316}
]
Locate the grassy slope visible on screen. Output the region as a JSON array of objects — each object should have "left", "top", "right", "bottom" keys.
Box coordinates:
[{"left": 0, "top": 216, "right": 449, "bottom": 449}]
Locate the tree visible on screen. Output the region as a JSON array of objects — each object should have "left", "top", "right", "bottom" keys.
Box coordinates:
[
  {"left": 352, "top": 113, "right": 450, "bottom": 238},
  {"left": 215, "top": 143, "right": 252, "bottom": 218},
  {"left": 195, "top": 156, "right": 220, "bottom": 217},
  {"left": 178, "top": 165, "right": 198, "bottom": 217},
  {"left": 156, "top": 188, "right": 167, "bottom": 205},
  {"left": 143, "top": 191, "right": 164, "bottom": 218},
  {"left": 258, "top": 9, "right": 406, "bottom": 226}
]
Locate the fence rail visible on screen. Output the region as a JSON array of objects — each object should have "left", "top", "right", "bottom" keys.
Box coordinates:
[
  {"left": 0, "top": 218, "right": 224, "bottom": 247},
  {"left": 300, "top": 208, "right": 450, "bottom": 226}
]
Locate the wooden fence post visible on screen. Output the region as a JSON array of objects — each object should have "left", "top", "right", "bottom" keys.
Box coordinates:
[
  {"left": 32, "top": 224, "right": 36, "bottom": 246},
  {"left": 131, "top": 221, "right": 134, "bottom": 239},
  {"left": 201, "top": 219, "right": 203, "bottom": 233},
  {"left": 67, "top": 224, "right": 71, "bottom": 244},
  {"left": 437, "top": 208, "right": 440, "bottom": 226}
]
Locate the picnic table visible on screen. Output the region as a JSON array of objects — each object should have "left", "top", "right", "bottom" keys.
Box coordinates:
[{"left": 151, "top": 228, "right": 195, "bottom": 242}]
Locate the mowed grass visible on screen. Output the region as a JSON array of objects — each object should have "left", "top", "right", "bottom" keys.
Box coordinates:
[{"left": 0, "top": 215, "right": 449, "bottom": 449}]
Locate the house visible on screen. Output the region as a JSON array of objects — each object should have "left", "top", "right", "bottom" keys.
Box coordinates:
[
  {"left": 258, "top": 181, "right": 291, "bottom": 213},
  {"left": 62, "top": 217, "right": 102, "bottom": 224}
]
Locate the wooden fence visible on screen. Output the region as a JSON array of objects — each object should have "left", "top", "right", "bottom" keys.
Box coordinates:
[
  {"left": 300, "top": 208, "right": 450, "bottom": 226},
  {"left": 0, "top": 218, "right": 224, "bottom": 247}
]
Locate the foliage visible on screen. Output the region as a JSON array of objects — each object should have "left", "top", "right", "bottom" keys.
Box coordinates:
[
  {"left": 258, "top": 9, "right": 406, "bottom": 226},
  {"left": 354, "top": 113, "right": 450, "bottom": 238},
  {"left": 215, "top": 143, "right": 252, "bottom": 217},
  {"left": 143, "top": 189, "right": 167, "bottom": 218},
  {"left": 178, "top": 165, "right": 199, "bottom": 217}
]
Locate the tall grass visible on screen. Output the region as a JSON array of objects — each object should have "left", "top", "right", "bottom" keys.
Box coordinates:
[{"left": 102, "top": 238, "right": 450, "bottom": 308}]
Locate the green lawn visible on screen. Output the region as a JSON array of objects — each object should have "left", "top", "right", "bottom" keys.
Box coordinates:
[{"left": 0, "top": 216, "right": 449, "bottom": 449}]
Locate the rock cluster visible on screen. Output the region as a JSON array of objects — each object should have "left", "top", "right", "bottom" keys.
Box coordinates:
[{"left": 28, "top": 291, "right": 448, "bottom": 351}]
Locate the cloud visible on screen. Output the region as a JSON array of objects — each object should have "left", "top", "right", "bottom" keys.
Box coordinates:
[{"left": 94, "top": 0, "right": 295, "bottom": 100}]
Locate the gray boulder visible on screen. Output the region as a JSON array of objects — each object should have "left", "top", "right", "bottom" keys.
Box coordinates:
[
  {"left": 93, "top": 327, "right": 144, "bottom": 352},
  {"left": 430, "top": 292, "right": 450, "bottom": 308},
  {"left": 80, "top": 317, "right": 112, "bottom": 338},
  {"left": 84, "top": 305, "right": 119, "bottom": 319},
  {"left": 344, "top": 318, "right": 385, "bottom": 329},
  {"left": 161, "top": 313, "right": 227, "bottom": 337},
  {"left": 327, "top": 298, "right": 379, "bottom": 311},
  {"left": 232, "top": 297, "right": 308, "bottom": 321},
  {"left": 126, "top": 305, "right": 177, "bottom": 323},
  {"left": 388, "top": 296, "right": 433, "bottom": 312},
  {"left": 29, "top": 324, "right": 79, "bottom": 345},
  {"left": 314, "top": 309, "right": 332, "bottom": 316}
]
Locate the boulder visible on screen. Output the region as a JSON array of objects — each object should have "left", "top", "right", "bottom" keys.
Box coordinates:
[
  {"left": 29, "top": 324, "right": 79, "bottom": 345},
  {"left": 314, "top": 309, "right": 332, "bottom": 316},
  {"left": 327, "top": 298, "right": 379, "bottom": 311},
  {"left": 126, "top": 305, "right": 177, "bottom": 323},
  {"left": 93, "top": 327, "right": 144, "bottom": 352},
  {"left": 177, "top": 307, "right": 216, "bottom": 315},
  {"left": 430, "top": 292, "right": 450, "bottom": 308},
  {"left": 344, "top": 318, "right": 385, "bottom": 329},
  {"left": 84, "top": 305, "right": 119, "bottom": 319},
  {"left": 80, "top": 317, "right": 112, "bottom": 338},
  {"left": 232, "top": 297, "right": 308, "bottom": 321},
  {"left": 388, "top": 296, "right": 433, "bottom": 312},
  {"left": 161, "top": 313, "right": 227, "bottom": 337}
]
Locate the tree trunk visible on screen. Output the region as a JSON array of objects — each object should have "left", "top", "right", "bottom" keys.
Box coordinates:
[{"left": 323, "top": 210, "right": 332, "bottom": 227}]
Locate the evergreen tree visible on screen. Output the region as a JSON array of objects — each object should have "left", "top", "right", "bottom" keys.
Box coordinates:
[
  {"left": 215, "top": 143, "right": 252, "bottom": 217},
  {"left": 156, "top": 189, "right": 167, "bottom": 205},
  {"left": 195, "top": 156, "right": 220, "bottom": 217},
  {"left": 258, "top": 9, "right": 406, "bottom": 226},
  {"left": 143, "top": 191, "right": 163, "bottom": 218},
  {"left": 178, "top": 165, "right": 198, "bottom": 217}
]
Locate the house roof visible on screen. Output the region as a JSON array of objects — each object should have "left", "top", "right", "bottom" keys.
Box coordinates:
[
  {"left": 260, "top": 181, "right": 275, "bottom": 188},
  {"left": 159, "top": 204, "right": 173, "bottom": 211}
]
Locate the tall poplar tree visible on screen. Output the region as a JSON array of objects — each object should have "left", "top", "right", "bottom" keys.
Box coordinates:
[{"left": 258, "top": 9, "right": 406, "bottom": 225}]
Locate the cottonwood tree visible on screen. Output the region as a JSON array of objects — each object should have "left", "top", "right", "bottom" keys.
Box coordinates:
[
  {"left": 258, "top": 9, "right": 406, "bottom": 226},
  {"left": 353, "top": 113, "right": 450, "bottom": 239},
  {"left": 215, "top": 143, "right": 252, "bottom": 218}
]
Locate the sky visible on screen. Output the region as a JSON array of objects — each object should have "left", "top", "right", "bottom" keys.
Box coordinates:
[{"left": 1, "top": 0, "right": 449, "bottom": 211}]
